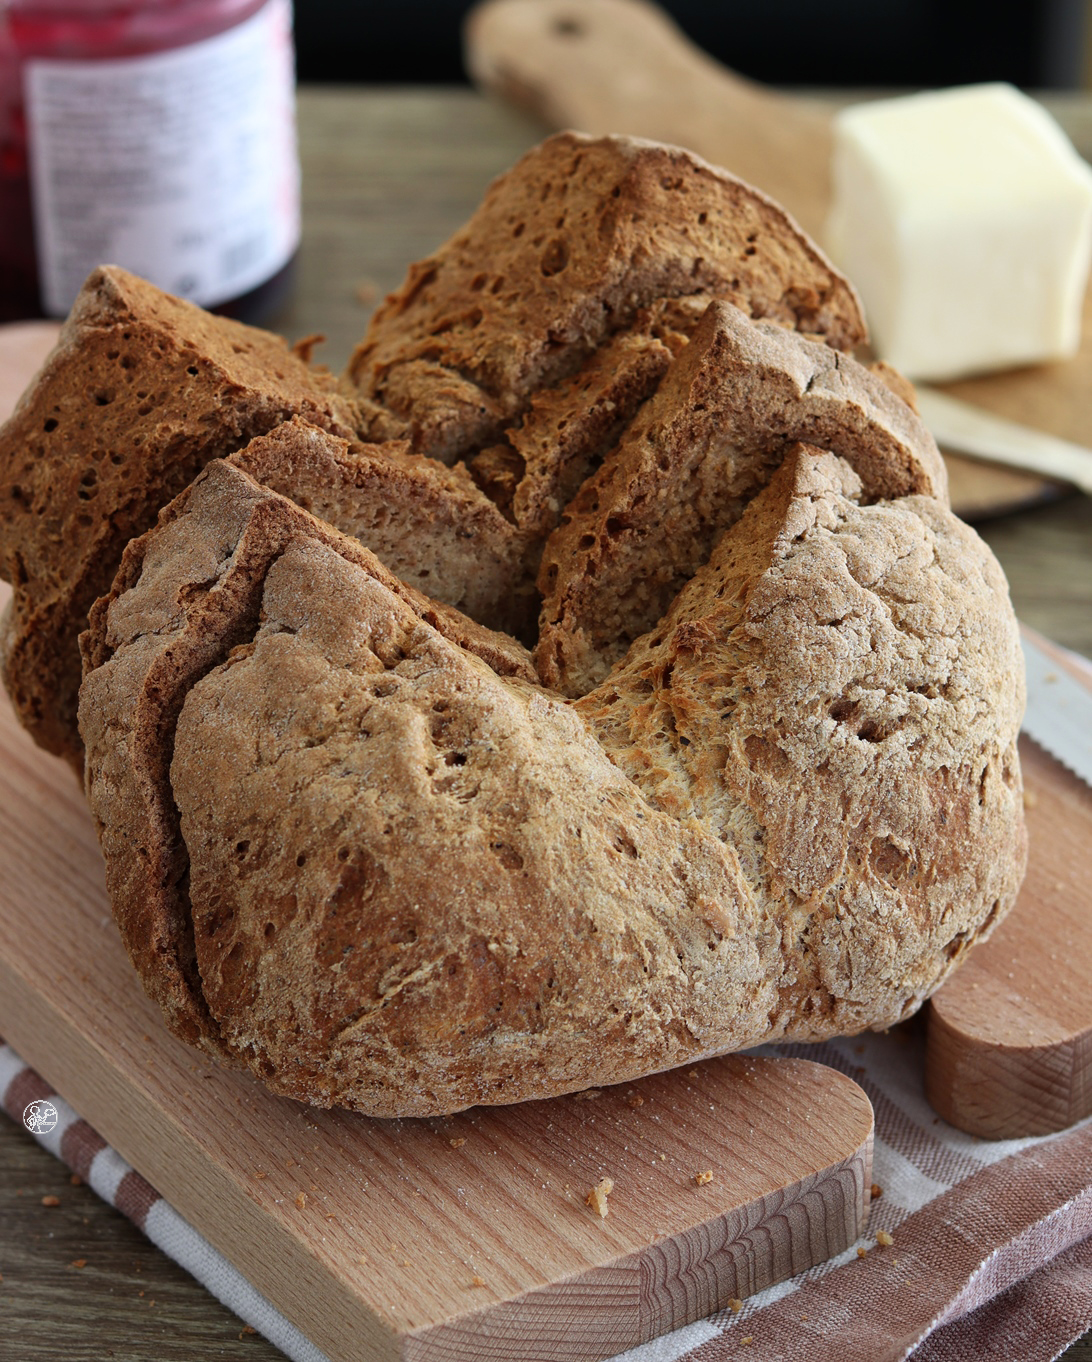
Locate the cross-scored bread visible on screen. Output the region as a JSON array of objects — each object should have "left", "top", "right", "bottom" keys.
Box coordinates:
[
  {"left": 78, "top": 447, "right": 1024, "bottom": 1115},
  {"left": 0, "top": 129, "right": 1027, "bottom": 1118},
  {"left": 535, "top": 300, "right": 949, "bottom": 695}
]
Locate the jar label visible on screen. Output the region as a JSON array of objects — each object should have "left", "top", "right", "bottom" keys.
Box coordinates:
[{"left": 26, "top": 0, "right": 300, "bottom": 316}]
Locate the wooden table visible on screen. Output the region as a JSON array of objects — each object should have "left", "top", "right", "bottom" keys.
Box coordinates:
[{"left": 2, "top": 85, "right": 1092, "bottom": 1362}]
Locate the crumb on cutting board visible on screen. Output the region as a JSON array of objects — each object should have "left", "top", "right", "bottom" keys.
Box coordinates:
[{"left": 585, "top": 1176, "right": 614, "bottom": 1217}]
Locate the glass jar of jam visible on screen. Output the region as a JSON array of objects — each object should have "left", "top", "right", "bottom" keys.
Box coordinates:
[{"left": 0, "top": 0, "right": 299, "bottom": 323}]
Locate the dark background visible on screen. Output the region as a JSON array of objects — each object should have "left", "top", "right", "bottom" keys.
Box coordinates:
[{"left": 294, "top": 0, "right": 1090, "bottom": 91}]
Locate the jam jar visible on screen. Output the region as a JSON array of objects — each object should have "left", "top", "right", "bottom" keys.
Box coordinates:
[{"left": 0, "top": 0, "right": 299, "bottom": 323}]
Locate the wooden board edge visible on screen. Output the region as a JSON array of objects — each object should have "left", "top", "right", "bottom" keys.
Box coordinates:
[
  {"left": 924, "top": 1006, "right": 1092, "bottom": 1140},
  {"left": 1, "top": 917, "right": 875, "bottom": 1362},
  {"left": 0, "top": 948, "right": 402, "bottom": 1362},
  {"left": 925, "top": 627, "right": 1092, "bottom": 1139},
  {"left": 402, "top": 1085, "right": 874, "bottom": 1361}
]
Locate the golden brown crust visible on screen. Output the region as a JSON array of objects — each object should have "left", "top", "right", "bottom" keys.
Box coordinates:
[
  {"left": 78, "top": 460, "right": 535, "bottom": 1054},
  {"left": 79, "top": 447, "right": 1024, "bottom": 1116},
  {"left": 0, "top": 266, "right": 356, "bottom": 768},
  {"left": 535, "top": 301, "right": 948, "bottom": 696},
  {"left": 5, "top": 132, "right": 1025, "bottom": 1120}
]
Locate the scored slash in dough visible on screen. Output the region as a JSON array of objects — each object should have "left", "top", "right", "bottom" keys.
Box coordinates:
[{"left": 79, "top": 445, "right": 1024, "bottom": 1117}]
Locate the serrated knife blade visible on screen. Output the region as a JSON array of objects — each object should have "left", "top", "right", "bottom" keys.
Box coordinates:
[{"left": 1020, "top": 630, "right": 1092, "bottom": 790}]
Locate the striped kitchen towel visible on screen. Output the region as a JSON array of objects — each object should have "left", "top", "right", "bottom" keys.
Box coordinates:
[{"left": 5, "top": 1024, "right": 1092, "bottom": 1362}]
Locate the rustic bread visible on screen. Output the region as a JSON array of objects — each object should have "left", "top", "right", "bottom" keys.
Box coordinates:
[
  {"left": 344, "top": 130, "right": 865, "bottom": 465},
  {"left": 0, "top": 266, "right": 357, "bottom": 769},
  {"left": 78, "top": 459, "right": 535, "bottom": 1054},
  {"left": 1, "top": 134, "right": 869, "bottom": 760},
  {"left": 0, "top": 129, "right": 1026, "bottom": 1118},
  {"left": 536, "top": 300, "right": 948, "bottom": 695},
  {"left": 79, "top": 445, "right": 1024, "bottom": 1115}
]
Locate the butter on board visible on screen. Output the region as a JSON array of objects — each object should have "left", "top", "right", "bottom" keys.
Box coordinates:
[{"left": 826, "top": 82, "right": 1092, "bottom": 383}]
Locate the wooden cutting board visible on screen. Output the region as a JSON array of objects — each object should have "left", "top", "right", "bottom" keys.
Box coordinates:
[
  {"left": 466, "top": 0, "right": 1092, "bottom": 516},
  {"left": 0, "top": 637, "right": 874, "bottom": 1362},
  {"left": 925, "top": 634, "right": 1092, "bottom": 1140}
]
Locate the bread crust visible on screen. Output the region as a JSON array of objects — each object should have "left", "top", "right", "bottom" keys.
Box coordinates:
[
  {"left": 79, "top": 447, "right": 1025, "bottom": 1116},
  {"left": 0, "top": 131, "right": 1026, "bottom": 1119},
  {"left": 535, "top": 300, "right": 948, "bottom": 695},
  {"left": 78, "top": 460, "right": 535, "bottom": 1054},
  {"left": 345, "top": 131, "right": 866, "bottom": 465},
  {"left": 0, "top": 266, "right": 356, "bottom": 768}
]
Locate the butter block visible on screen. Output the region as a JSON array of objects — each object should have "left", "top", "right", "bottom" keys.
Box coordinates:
[{"left": 826, "top": 83, "right": 1092, "bottom": 382}]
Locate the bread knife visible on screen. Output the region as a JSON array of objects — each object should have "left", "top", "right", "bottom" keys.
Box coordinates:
[
  {"left": 1020, "top": 629, "right": 1092, "bottom": 790},
  {"left": 915, "top": 387, "right": 1092, "bottom": 497}
]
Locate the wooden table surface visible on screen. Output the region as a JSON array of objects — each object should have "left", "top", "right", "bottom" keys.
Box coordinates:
[{"left": 2, "top": 85, "right": 1092, "bottom": 1362}]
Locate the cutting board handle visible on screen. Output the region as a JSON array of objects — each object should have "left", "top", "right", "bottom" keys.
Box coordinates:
[{"left": 464, "top": 0, "right": 832, "bottom": 234}]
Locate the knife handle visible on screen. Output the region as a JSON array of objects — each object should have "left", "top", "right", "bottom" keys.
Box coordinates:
[{"left": 464, "top": 0, "right": 832, "bottom": 236}]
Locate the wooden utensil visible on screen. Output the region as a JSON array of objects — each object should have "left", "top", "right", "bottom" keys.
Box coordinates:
[
  {"left": 465, "top": 0, "right": 1092, "bottom": 513},
  {"left": 0, "top": 652, "right": 874, "bottom": 1361}
]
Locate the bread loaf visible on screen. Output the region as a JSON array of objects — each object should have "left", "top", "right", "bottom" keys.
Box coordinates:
[
  {"left": 79, "top": 445, "right": 1024, "bottom": 1115},
  {"left": 0, "top": 131, "right": 1026, "bottom": 1116}
]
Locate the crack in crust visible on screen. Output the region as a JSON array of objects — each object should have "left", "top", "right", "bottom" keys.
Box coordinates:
[
  {"left": 79, "top": 449, "right": 1025, "bottom": 1116},
  {"left": 535, "top": 301, "right": 948, "bottom": 695},
  {"left": 1, "top": 134, "right": 869, "bottom": 762}
]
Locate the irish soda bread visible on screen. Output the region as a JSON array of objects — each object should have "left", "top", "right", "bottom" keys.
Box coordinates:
[{"left": 1, "top": 132, "right": 1027, "bottom": 1116}]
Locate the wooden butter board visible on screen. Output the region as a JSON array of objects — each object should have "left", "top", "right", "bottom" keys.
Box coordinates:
[
  {"left": 466, "top": 0, "right": 1092, "bottom": 516},
  {"left": 925, "top": 632, "right": 1092, "bottom": 1139},
  {"left": 0, "top": 630, "right": 874, "bottom": 1362}
]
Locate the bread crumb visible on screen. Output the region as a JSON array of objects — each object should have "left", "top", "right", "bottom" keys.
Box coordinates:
[
  {"left": 741, "top": 1337, "right": 753, "bottom": 1345},
  {"left": 70, "top": 1173, "right": 82, "bottom": 1187},
  {"left": 254, "top": 1170, "right": 268, "bottom": 1180},
  {"left": 728, "top": 1298, "right": 743, "bottom": 1313},
  {"left": 71, "top": 1259, "right": 87, "bottom": 1269},
  {"left": 585, "top": 1176, "right": 614, "bottom": 1217},
  {"left": 240, "top": 1325, "right": 256, "bottom": 1337},
  {"left": 1023, "top": 789, "right": 1039, "bottom": 809},
  {"left": 471, "top": 1274, "right": 487, "bottom": 1287},
  {"left": 449, "top": 1137, "right": 466, "bottom": 1148},
  {"left": 694, "top": 1170, "right": 714, "bottom": 1185},
  {"left": 857, "top": 1246, "right": 868, "bottom": 1258},
  {"left": 295, "top": 1192, "right": 307, "bottom": 1210},
  {"left": 688, "top": 1069, "right": 700, "bottom": 1079},
  {"left": 876, "top": 1230, "right": 894, "bottom": 1247},
  {"left": 573, "top": 1089, "right": 602, "bottom": 1100},
  {"left": 357, "top": 1253, "right": 368, "bottom": 1266},
  {"left": 871, "top": 1183, "right": 883, "bottom": 1199},
  {"left": 41, "top": 1195, "right": 60, "bottom": 1207},
  {"left": 625, "top": 1092, "right": 645, "bottom": 1108}
]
